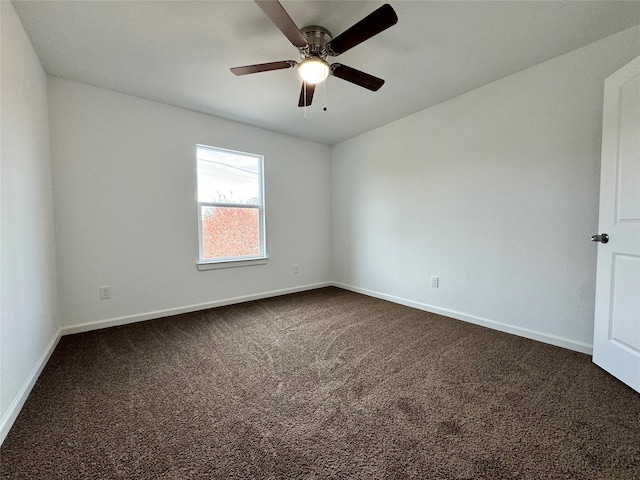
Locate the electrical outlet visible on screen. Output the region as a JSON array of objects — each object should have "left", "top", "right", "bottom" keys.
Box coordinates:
[
  {"left": 100, "top": 286, "right": 111, "bottom": 299},
  {"left": 293, "top": 264, "right": 299, "bottom": 274},
  {"left": 430, "top": 276, "right": 439, "bottom": 288}
]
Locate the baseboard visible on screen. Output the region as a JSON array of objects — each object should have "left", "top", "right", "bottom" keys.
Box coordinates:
[
  {"left": 0, "top": 327, "right": 62, "bottom": 445},
  {"left": 60, "top": 282, "right": 333, "bottom": 336},
  {"left": 2, "top": 280, "right": 590, "bottom": 447},
  {"left": 2, "top": 283, "right": 330, "bottom": 446},
  {"left": 60, "top": 279, "right": 593, "bottom": 352},
  {"left": 332, "top": 282, "right": 593, "bottom": 355}
]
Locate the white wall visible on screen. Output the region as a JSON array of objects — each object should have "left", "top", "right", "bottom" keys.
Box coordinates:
[
  {"left": 331, "top": 26, "right": 640, "bottom": 353},
  {"left": 47, "top": 78, "right": 332, "bottom": 330},
  {"left": 0, "top": 1, "right": 61, "bottom": 442},
  {"left": 2, "top": 1, "right": 636, "bottom": 446}
]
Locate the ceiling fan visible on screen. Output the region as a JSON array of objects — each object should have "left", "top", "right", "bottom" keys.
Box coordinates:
[{"left": 231, "top": 1, "right": 398, "bottom": 107}]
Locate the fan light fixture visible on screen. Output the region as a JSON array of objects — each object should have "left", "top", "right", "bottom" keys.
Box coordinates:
[{"left": 298, "top": 58, "right": 330, "bottom": 84}]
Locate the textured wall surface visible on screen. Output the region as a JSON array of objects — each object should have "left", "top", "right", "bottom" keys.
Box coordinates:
[
  {"left": 48, "top": 77, "right": 332, "bottom": 328},
  {"left": 331, "top": 27, "right": 640, "bottom": 351},
  {"left": 0, "top": 1, "right": 60, "bottom": 439}
]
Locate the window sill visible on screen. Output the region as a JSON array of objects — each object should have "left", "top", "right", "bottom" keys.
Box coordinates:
[{"left": 197, "top": 257, "right": 268, "bottom": 271}]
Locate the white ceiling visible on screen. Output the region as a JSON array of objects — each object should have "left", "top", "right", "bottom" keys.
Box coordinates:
[{"left": 12, "top": 0, "right": 640, "bottom": 145}]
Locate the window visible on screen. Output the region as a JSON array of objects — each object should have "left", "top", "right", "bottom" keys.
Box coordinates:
[{"left": 196, "top": 145, "right": 266, "bottom": 269}]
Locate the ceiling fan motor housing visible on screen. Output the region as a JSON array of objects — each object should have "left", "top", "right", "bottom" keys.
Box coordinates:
[{"left": 300, "top": 26, "right": 332, "bottom": 58}]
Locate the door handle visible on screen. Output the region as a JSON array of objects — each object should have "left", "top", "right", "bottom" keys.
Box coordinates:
[{"left": 591, "top": 233, "right": 609, "bottom": 244}]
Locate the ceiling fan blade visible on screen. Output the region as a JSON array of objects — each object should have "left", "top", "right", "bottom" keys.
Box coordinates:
[
  {"left": 325, "top": 4, "right": 397, "bottom": 56},
  {"left": 255, "top": 0, "right": 307, "bottom": 48},
  {"left": 331, "top": 63, "right": 385, "bottom": 91},
  {"left": 230, "top": 60, "right": 296, "bottom": 76},
  {"left": 298, "top": 82, "right": 316, "bottom": 107}
]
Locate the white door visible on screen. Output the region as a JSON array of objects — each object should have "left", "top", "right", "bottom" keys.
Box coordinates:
[{"left": 593, "top": 56, "right": 640, "bottom": 393}]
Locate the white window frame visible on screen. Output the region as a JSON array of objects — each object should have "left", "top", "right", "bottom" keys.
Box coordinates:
[{"left": 196, "top": 144, "right": 267, "bottom": 270}]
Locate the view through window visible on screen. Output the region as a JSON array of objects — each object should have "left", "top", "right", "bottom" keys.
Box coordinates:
[{"left": 196, "top": 145, "right": 265, "bottom": 263}]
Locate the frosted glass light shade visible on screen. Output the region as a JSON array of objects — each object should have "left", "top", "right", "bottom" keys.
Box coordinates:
[{"left": 298, "top": 58, "right": 330, "bottom": 84}]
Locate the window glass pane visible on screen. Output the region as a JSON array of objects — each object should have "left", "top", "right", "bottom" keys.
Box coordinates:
[
  {"left": 197, "top": 147, "right": 260, "bottom": 205},
  {"left": 201, "top": 206, "right": 260, "bottom": 259},
  {"left": 196, "top": 144, "right": 265, "bottom": 264}
]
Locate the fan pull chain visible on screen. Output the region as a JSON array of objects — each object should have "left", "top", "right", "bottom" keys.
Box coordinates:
[{"left": 323, "top": 80, "right": 327, "bottom": 111}]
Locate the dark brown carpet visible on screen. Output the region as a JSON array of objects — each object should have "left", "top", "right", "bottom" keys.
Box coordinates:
[{"left": 1, "top": 287, "right": 639, "bottom": 479}]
